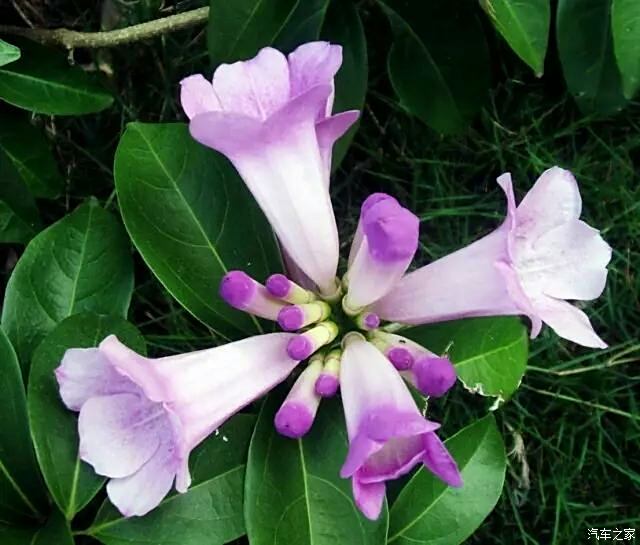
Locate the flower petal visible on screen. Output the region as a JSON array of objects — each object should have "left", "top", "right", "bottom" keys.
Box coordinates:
[
  {"left": 288, "top": 41, "right": 342, "bottom": 102},
  {"left": 106, "top": 438, "right": 179, "bottom": 517},
  {"left": 55, "top": 347, "right": 139, "bottom": 411},
  {"left": 340, "top": 335, "right": 423, "bottom": 439},
  {"left": 212, "top": 47, "right": 290, "bottom": 120},
  {"left": 358, "top": 435, "right": 425, "bottom": 483},
  {"left": 516, "top": 166, "right": 582, "bottom": 240},
  {"left": 352, "top": 477, "right": 385, "bottom": 521},
  {"left": 341, "top": 432, "right": 380, "bottom": 478},
  {"left": 315, "top": 111, "right": 359, "bottom": 184},
  {"left": 518, "top": 220, "right": 611, "bottom": 301},
  {"left": 191, "top": 85, "right": 339, "bottom": 294},
  {"left": 422, "top": 432, "right": 462, "bottom": 487},
  {"left": 533, "top": 295, "right": 607, "bottom": 348},
  {"left": 372, "top": 228, "right": 520, "bottom": 325},
  {"left": 179, "top": 74, "right": 221, "bottom": 119},
  {"left": 99, "top": 336, "right": 169, "bottom": 402},
  {"left": 78, "top": 393, "right": 167, "bottom": 479}
]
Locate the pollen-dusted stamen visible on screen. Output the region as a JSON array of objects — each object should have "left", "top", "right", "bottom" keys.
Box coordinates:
[
  {"left": 274, "top": 355, "right": 323, "bottom": 438},
  {"left": 277, "top": 302, "right": 331, "bottom": 331},
  {"left": 219, "top": 271, "right": 286, "bottom": 320},
  {"left": 411, "top": 356, "right": 457, "bottom": 397},
  {"left": 315, "top": 349, "right": 341, "bottom": 397},
  {"left": 356, "top": 312, "right": 380, "bottom": 331},
  {"left": 286, "top": 321, "right": 339, "bottom": 360},
  {"left": 265, "top": 274, "right": 316, "bottom": 304}
]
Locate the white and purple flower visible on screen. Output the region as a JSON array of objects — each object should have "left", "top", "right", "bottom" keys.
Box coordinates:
[
  {"left": 55, "top": 42, "right": 611, "bottom": 521},
  {"left": 371, "top": 167, "right": 612, "bottom": 348},
  {"left": 56, "top": 334, "right": 300, "bottom": 516}
]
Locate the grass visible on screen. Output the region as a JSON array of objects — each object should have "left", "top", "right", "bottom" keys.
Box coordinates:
[{"left": 2, "top": 1, "right": 639, "bottom": 543}]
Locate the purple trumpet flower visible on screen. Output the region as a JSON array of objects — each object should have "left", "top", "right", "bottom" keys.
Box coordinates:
[
  {"left": 55, "top": 334, "right": 300, "bottom": 516},
  {"left": 339, "top": 333, "right": 461, "bottom": 520},
  {"left": 181, "top": 41, "right": 359, "bottom": 296},
  {"left": 372, "top": 168, "right": 612, "bottom": 347}
]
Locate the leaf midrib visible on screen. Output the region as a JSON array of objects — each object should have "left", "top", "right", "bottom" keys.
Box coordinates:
[
  {"left": 454, "top": 331, "right": 525, "bottom": 370},
  {"left": 494, "top": 0, "right": 544, "bottom": 72},
  {"left": 387, "top": 420, "right": 492, "bottom": 542},
  {"left": 0, "top": 67, "right": 110, "bottom": 101},
  {"left": 132, "top": 126, "right": 263, "bottom": 335},
  {"left": 385, "top": 5, "right": 464, "bottom": 127}
]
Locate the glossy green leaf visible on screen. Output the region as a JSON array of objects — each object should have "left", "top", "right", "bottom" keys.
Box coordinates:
[
  {"left": 88, "top": 414, "right": 255, "bottom": 545},
  {"left": 208, "top": 0, "right": 298, "bottom": 64},
  {"left": 381, "top": 0, "right": 490, "bottom": 134},
  {"left": 0, "top": 510, "right": 73, "bottom": 545},
  {"left": 1, "top": 199, "right": 134, "bottom": 370},
  {"left": 321, "top": 0, "right": 368, "bottom": 170},
  {"left": 0, "top": 329, "right": 47, "bottom": 523},
  {"left": 0, "top": 113, "right": 64, "bottom": 199},
  {"left": 0, "top": 150, "right": 41, "bottom": 244},
  {"left": 612, "top": 0, "right": 640, "bottom": 98},
  {"left": 0, "top": 39, "right": 113, "bottom": 115},
  {"left": 245, "top": 391, "right": 388, "bottom": 545},
  {"left": 388, "top": 415, "right": 506, "bottom": 545},
  {"left": 114, "top": 123, "right": 279, "bottom": 338},
  {"left": 27, "top": 313, "right": 145, "bottom": 519},
  {"left": 404, "top": 317, "right": 528, "bottom": 403},
  {"left": 0, "top": 39, "right": 20, "bottom": 68},
  {"left": 557, "top": 0, "right": 627, "bottom": 114},
  {"left": 481, "top": 0, "right": 550, "bottom": 75},
  {"left": 274, "top": 0, "right": 331, "bottom": 51}
]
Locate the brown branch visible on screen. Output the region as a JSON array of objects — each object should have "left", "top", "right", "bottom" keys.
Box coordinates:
[{"left": 0, "top": 7, "right": 210, "bottom": 49}]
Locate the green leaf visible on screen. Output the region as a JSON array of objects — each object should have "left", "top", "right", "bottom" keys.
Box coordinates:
[
  {"left": 0, "top": 510, "right": 73, "bottom": 545},
  {"left": 27, "top": 313, "right": 145, "bottom": 519},
  {"left": 87, "top": 414, "right": 255, "bottom": 545},
  {"left": 0, "top": 524, "right": 35, "bottom": 544},
  {"left": 381, "top": 0, "right": 490, "bottom": 134},
  {"left": 0, "top": 39, "right": 113, "bottom": 115},
  {"left": 404, "top": 317, "right": 528, "bottom": 404},
  {"left": 321, "top": 0, "right": 368, "bottom": 170},
  {"left": 388, "top": 415, "right": 506, "bottom": 545},
  {"left": 274, "top": 0, "right": 331, "bottom": 51},
  {"left": 0, "top": 150, "right": 41, "bottom": 245},
  {"left": 1, "top": 199, "right": 134, "bottom": 370},
  {"left": 244, "top": 391, "right": 388, "bottom": 545},
  {"left": 557, "top": 0, "right": 627, "bottom": 115},
  {"left": 612, "top": 0, "right": 640, "bottom": 98},
  {"left": 114, "top": 123, "right": 279, "bottom": 338},
  {"left": 480, "top": 0, "right": 550, "bottom": 76},
  {"left": 0, "top": 113, "right": 65, "bottom": 199},
  {"left": 208, "top": 0, "right": 299, "bottom": 64},
  {"left": 0, "top": 39, "right": 20, "bottom": 68},
  {"left": 0, "top": 329, "right": 48, "bottom": 523}
]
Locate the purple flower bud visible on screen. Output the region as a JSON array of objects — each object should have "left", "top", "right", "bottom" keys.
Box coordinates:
[{"left": 413, "top": 356, "right": 457, "bottom": 397}]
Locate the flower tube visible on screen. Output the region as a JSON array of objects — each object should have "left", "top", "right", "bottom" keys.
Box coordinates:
[
  {"left": 180, "top": 42, "right": 359, "bottom": 296},
  {"left": 56, "top": 333, "right": 300, "bottom": 516},
  {"left": 372, "top": 168, "right": 612, "bottom": 348},
  {"left": 339, "top": 333, "right": 461, "bottom": 519}
]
